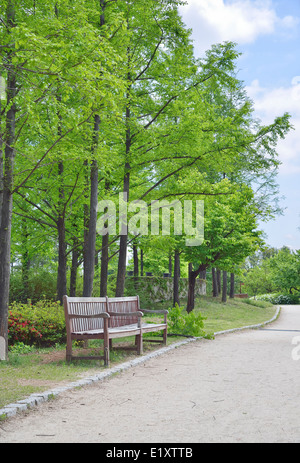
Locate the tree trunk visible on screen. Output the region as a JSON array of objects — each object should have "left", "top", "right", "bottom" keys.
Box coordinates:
[
  {"left": 173, "top": 251, "right": 180, "bottom": 307},
  {"left": 212, "top": 268, "right": 218, "bottom": 297},
  {"left": 187, "top": 263, "right": 207, "bottom": 312},
  {"left": 116, "top": 233, "right": 128, "bottom": 297},
  {"left": 100, "top": 0, "right": 106, "bottom": 27},
  {"left": 116, "top": 43, "right": 131, "bottom": 297},
  {"left": 0, "top": 1, "right": 16, "bottom": 360},
  {"left": 199, "top": 269, "right": 206, "bottom": 280},
  {"left": 57, "top": 224, "right": 67, "bottom": 302},
  {"left": 0, "top": 180, "right": 13, "bottom": 361},
  {"left": 21, "top": 218, "right": 30, "bottom": 302},
  {"left": 0, "top": 90, "right": 3, "bottom": 227},
  {"left": 217, "top": 269, "right": 221, "bottom": 295},
  {"left": 100, "top": 232, "right": 109, "bottom": 296},
  {"left": 100, "top": 181, "right": 110, "bottom": 297},
  {"left": 83, "top": 159, "right": 89, "bottom": 284},
  {"left": 70, "top": 245, "right": 79, "bottom": 297},
  {"left": 222, "top": 271, "right": 227, "bottom": 303},
  {"left": 169, "top": 255, "right": 172, "bottom": 276},
  {"left": 115, "top": 105, "right": 131, "bottom": 297},
  {"left": 230, "top": 273, "right": 235, "bottom": 298},
  {"left": 56, "top": 161, "right": 67, "bottom": 304},
  {"left": 140, "top": 249, "right": 144, "bottom": 276},
  {"left": 133, "top": 243, "right": 139, "bottom": 276},
  {"left": 83, "top": 1, "right": 105, "bottom": 296},
  {"left": 187, "top": 263, "right": 196, "bottom": 313},
  {"left": 83, "top": 156, "right": 99, "bottom": 296},
  {"left": 55, "top": 163, "right": 67, "bottom": 304},
  {"left": 55, "top": 80, "right": 67, "bottom": 304}
]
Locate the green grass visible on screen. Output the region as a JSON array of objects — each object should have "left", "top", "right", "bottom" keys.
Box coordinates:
[
  {"left": 0, "top": 352, "right": 81, "bottom": 408},
  {"left": 144, "top": 295, "right": 277, "bottom": 336},
  {"left": 0, "top": 295, "right": 277, "bottom": 410},
  {"left": 193, "top": 295, "right": 277, "bottom": 335}
]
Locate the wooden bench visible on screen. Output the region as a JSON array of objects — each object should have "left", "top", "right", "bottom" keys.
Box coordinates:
[{"left": 63, "top": 295, "right": 168, "bottom": 366}]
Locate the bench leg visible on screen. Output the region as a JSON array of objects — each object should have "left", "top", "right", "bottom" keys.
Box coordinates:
[
  {"left": 137, "top": 334, "right": 143, "bottom": 355},
  {"left": 163, "top": 328, "right": 167, "bottom": 346},
  {"left": 103, "top": 339, "right": 109, "bottom": 366},
  {"left": 102, "top": 318, "right": 110, "bottom": 366},
  {"left": 66, "top": 339, "right": 72, "bottom": 362},
  {"left": 104, "top": 346, "right": 109, "bottom": 366}
]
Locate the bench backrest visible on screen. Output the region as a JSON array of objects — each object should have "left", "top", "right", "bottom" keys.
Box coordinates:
[
  {"left": 64, "top": 296, "right": 107, "bottom": 332},
  {"left": 107, "top": 296, "right": 140, "bottom": 327}
]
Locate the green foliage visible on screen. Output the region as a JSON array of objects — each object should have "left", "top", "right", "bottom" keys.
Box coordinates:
[
  {"left": 243, "top": 299, "right": 273, "bottom": 309},
  {"left": 8, "top": 342, "right": 36, "bottom": 355},
  {"left": 255, "top": 293, "right": 300, "bottom": 305},
  {"left": 244, "top": 247, "right": 300, "bottom": 298},
  {"left": 9, "top": 269, "right": 57, "bottom": 304},
  {"left": 272, "top": 294, "right": 300, "bottom": 305},
  {"left": 268, "top": 248, "right": 300, "bottom": 294},
  {"left": 243, "top": 264, "right": 275, "bottom": 297},
  {"left": 167, "top": 304, "right": 206, "bottom": 337},
  {"left": 8, "top": 300, "right": 66, "bottom": 347}
]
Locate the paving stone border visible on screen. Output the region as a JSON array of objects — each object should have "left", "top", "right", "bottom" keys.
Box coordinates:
[{"left": 0, "top": 306, "right": 281, "bottom": 420}]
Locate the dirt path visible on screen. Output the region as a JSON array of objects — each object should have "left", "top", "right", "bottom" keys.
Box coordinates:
[{"left": 0, "top": 306, "right": 299, "bottom": 443}]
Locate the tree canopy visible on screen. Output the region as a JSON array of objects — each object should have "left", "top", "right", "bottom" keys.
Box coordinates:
[{"left": 0, "top": 0, "right": 293, "bottom": 360}]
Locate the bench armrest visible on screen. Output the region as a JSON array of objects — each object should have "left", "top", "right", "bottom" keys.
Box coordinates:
[
  {"left": 108, "top": 311, "right": 144, "bottom": 318},
  {"left": 141, "top": 309, "right": 168, "bottom": 315}
]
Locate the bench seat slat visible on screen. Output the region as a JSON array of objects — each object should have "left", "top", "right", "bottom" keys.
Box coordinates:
[
  {"left": 141, "top": 323, "right": 167, "bottom": 332},
  {"left": 71, "top": 329, "right": 105, "bottom": 335},
  {"left": 72, "top": 324, "right": 142, "bottom": 336}
]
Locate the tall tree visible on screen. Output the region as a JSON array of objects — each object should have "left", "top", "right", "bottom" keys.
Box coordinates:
[
  {"left": 183, "top": 182, "right": 265, "bottom": 312},
  {"left": 0, "top": 0, "right": 125, "bottom": 358},
  {"left": 115, "top": 0, "right": 197, "bottom": 296},
  {"left": 83, "top": 0, "right": 107, "bottom": 296},
  {"left": 0, "top": 0, "right": 16, "bottom": 360}
]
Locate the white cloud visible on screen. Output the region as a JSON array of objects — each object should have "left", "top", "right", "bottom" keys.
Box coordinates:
[
  {"left": 292, "top": 76, "right": 300, "bottom": 86},
  {"left": 284, "top": 233, "right": 297, "bottom": 241},
  {"left": 180, "top": 0, "right": 298, "bottom": 55},
  {"left": 179, "top": 1, "right": 300, "bottom": 176},
  {"left": 245, "top": 78, "right": 300, "bottom": 174},
  {"left": 246, "top": 79, "right": 300, "bottom": 122},
  {"left": 281, "top": 15, "right": 299, "bottom": 29}
]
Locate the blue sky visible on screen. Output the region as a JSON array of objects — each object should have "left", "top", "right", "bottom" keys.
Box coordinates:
[{"left": 179, "top": 0, "right": 300, "bottom": 250}]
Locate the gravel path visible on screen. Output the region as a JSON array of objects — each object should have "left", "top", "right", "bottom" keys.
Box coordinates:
[{"left": 0, "top": 305, "right": 299, "bottom": 443}]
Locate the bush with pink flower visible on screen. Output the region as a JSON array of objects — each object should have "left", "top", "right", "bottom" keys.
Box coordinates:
[{"left": 8, "top": 299, "right": 66, "bottom": 347}]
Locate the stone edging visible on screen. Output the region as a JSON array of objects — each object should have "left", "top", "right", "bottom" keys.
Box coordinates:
[{"left": 0, "top": 306, "right": 281, "bottom": 420}]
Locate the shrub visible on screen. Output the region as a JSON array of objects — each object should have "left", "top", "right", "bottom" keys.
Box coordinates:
[
  {"left": 272, "top": 294, "right": 300, "bottom": 305},
  {"left": 8, "top": 299, "right": 66, "bottom": 347},
  {"left": 8, "top": 311, "right": 43, "bottom": 345},
  {"left": 9, "top": 342, "right": 36, "bottom": 354},
  {"left": 255, "top": 293, "right": 300, "bottom": 305},
  {"left": 9, "top": 270, "right": 57, "bottom": 304},
  {"left": 167, "top": 304, "right": 206, "bottom": 337},
  {"left": 255, "top": 293, "right": 277, "bottom": 303}
]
